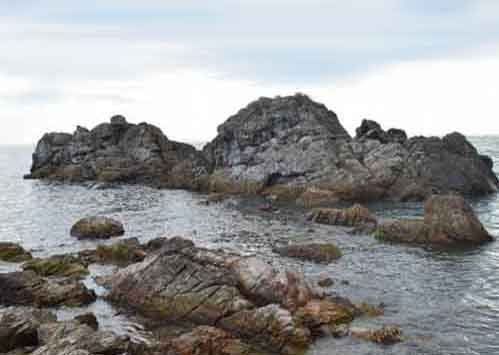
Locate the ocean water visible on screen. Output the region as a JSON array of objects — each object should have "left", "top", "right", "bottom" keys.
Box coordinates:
[{"left": 0, "top": 137, "right": 498, "bottom": 354}]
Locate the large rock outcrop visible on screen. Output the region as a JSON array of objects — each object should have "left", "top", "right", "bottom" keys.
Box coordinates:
[
  {"left": 203, "top": 95, "right": 498, "bottom": 201},
  {"left": 27, "top": 94, "right": 498, "bottom": 202},
  {"left": 106, "top": 237, "right": 357, "bottom": 354},
  {"left": 25, "top": 116, "right": 208, "bottom": 188}
]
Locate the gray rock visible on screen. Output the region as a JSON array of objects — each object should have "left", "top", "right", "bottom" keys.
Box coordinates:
[{"left": 70, "top": 216, "right": 125, "bottom": 240}]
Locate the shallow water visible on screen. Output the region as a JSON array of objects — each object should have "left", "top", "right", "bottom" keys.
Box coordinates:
[{"left": 1, "top": 138, "right": 499, "bottom": 355}]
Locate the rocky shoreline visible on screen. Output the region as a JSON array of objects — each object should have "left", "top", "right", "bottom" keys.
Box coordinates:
[{"left": 24, "top": 94, "right": 498, "bottom": 204}]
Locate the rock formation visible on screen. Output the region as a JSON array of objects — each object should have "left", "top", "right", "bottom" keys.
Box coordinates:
[
  {"left": 26, "top": 94, "right": 498, "bottom": 202},
  {"left": 25, "top": 116, "right": 208, "bottom": 188},
  {"left": 375, "top": 194, "right": 494, "bottom": 246},
  {"left": 70, "top": 216, "right": 125, "bottom": 239},
  {"left": 106, "top": 237, "right": 360, "bottom": 354}
]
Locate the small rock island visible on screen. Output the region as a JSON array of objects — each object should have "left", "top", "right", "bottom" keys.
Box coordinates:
[{"left": 25, "top": 94, "right": 498, "bottom": 203}]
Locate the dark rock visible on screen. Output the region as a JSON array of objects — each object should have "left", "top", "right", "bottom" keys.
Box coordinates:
[
  {"left": 0, "top": 271, "right": 96, "bottom": 307},
  {"left": 386, "top": 128, "right": 407, "bottom": 144},
  {"left": 0, "top": 308, "right": 56, "bottom": 353},
  {"left": 74, "top": 313, "right": 99, "bottom": 331},
  {"left": 317, "top": 273, "right": 334, "bottom": 288},
  {"left": 274, "top": 243, "right": 342, "bottom": 263},
  {"left": 480, "top": 154, "right": 494, "bottom": 170},
  {"left": 0, "top": 242, "right": 32, "bottom": 262},
  {"left": 375, "top": 194, "right": 493, "bottom": 246},
  {"left": 26, "top": 116, "right": 208, "bottom": 188},
  {"left": 70, "top": 216, "right": 125, "bottom": 239}
]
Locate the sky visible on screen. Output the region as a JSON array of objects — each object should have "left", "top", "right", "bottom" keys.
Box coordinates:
[{"left": 1, "top": 0, "right": 499, "bottom": 144}]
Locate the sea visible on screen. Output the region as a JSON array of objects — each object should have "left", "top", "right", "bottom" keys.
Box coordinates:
[{"left": 1, "top": 136, "right": 499, "bottom": 355}]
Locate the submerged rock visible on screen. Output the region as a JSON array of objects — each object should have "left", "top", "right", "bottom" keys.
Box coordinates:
[
  {"left": 0, "top": 242, "right": 32, "bottom": 262},
  {"left": 70, "top": 216, "right": 125, "bottom": 239},
  {"left": 274, "top": 243, "right": 343, "bottom": 263},
  {"left": 0, "top": 271, "right": 96, "bottom": 307},
  {"left": 376, "top": 194, "right": 493, "bottom": 246},
  {"left": 350, "top": 325, "right": 403, "bottom": 345},
  {"left": 308, "top": 204, "right": 377, "bottom": 230},
  {"left": 107, "top": 237, "right": 358, "bottom": 354}
]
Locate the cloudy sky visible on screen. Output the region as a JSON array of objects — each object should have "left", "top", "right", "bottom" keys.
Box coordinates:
[{"left": 1, "top": 0, "right": 499, "bottom": 144}]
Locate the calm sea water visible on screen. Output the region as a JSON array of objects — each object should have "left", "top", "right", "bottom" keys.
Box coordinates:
[{"left": 1, "top": 137, "right": 499, "bottom": 354}]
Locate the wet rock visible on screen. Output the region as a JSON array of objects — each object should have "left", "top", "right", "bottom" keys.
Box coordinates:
[
  {"left": 107, "top": 237, "right": 352, "bottom": 354},
  {"left": 34, "top": 320, "right": 132, "bottom": 355},
  {"left": 350, "top": 325, "right": 402, "bottom": 345},
  {"left": 355, "top": 302, "right": 385, "bottom": 317},
  {"left": 0, "top": 271, "right": 96, "bottom": 307},
  {"left": 26, "top": 116, "right": 208, "bottom": 188},
  {"left": 295, "top": 300, "right": 355, "bottom": 336},
  {"left": 375, "top": 194, "right": 493, "bottom": 246},
  {"left": 94, "top": 238, "right": 146, "bottom": 265},
  {"left": 70, "top": 216, "right": 125, "bottom": 239},
  {"left": 308, "top": 204, "right": 377, "bottom": 230},
  {"left": 0, "top": 308, "right": 56, "bottom": 353},
  {"left": 424, "top": 194, "right": 493, "bottom": 245},
  {"left": 198, "top": 193, "right": 230, "bottom": 206},
  {"left": 274, "top": 243, "right": 342, "bottom": 263},
  {"left": 296, "top": 188, "right": 339, "bottom": 208},
  {"left": 0, "top": 242, "right": 32, "bottom": 262},
  {"left": 22, "top": 255, "right": 89, "bottom": 278},
  {"left": 74, "top": 313, "right": 99, "bottom": 331}
]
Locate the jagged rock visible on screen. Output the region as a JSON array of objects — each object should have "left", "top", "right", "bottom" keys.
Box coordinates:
[
  {"left": 25, "top": 116, "right": 208, "bottom": 188},
  {"left": 70, "top": 217, "right": 125, "bottom": 239},
  {"left": 294, "top": 300, "right": 355, "bottom": 336},
  {"left": 0, "top": 242, "right": 32, "bottom": 262},
  {"left": 22, "top": 255, "right": 89, "bottom": 278},
  {"left": 107, "top": 237, "right": 355, "bottom": 354},
  {"left": 0, "top": 271, "right": 96, "bottom": 307},
  {"left": 274, "top": 243, "right": 342, "bottom": 263},
  {"left": 26, "top": 95, "right": 498, "bottom": 202},
  {"left": 308, "top": 204, "right": 377, "bottom": 230},
  {"left": 0, "top": 308, "right": 56, "bottom": 353},
  {"left": 375, "top": 194, "right": 493, "bottom": 246}
]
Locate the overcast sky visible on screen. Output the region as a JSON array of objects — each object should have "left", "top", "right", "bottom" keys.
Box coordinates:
[{"left": 1, "top": 0, "right": 499, "bottom": 144}]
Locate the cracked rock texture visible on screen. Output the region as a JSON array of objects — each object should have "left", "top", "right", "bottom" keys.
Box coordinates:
[
  {"left": 107, "top": 237, "right": 353, "bottom": 354},
  {"left": 27, "top": 94, "right": 498, "bottom": 202}
]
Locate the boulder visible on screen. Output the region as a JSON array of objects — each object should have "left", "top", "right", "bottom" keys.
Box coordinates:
[
  {"left": 74, "top": 313, "right": 99, "bottom": 331},
  {"left": 107, "top": 237, "right": 357, "bottom": 354},
  {"left": 274, "top": 243, "right": 342, "bottom": 263},
  {"left": 0, "top": 271, "right": 96, "bottom": 307},
  {"left": 26, "top": 116, "right": 208, "bottom": 188},
  {"left": 0, "top": 242, "right": 32, "bottom": 262},
  {"left": 0, "top": 308, "right": 56, "bottom": 353},
  {"left": 294, "top": 300, "right": 355, "bottom": 336},
  {"left": 375, "top": 194, "right": 493, "bottom": 246},
  {"left": 70, "top": 217, "right": 125, "bottom": 239}
]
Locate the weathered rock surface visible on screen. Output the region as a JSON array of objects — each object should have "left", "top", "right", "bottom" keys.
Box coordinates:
[
  {"left": 376, "top": 195, "right": 493, "bottom": 246},
  {"left": 107, "top": 237, "right": 358, "bottom": 354},
  {"left": 203, "top": 95, "right": 498, "bottom": 201},
  {"left": 350, "top": 325, "right": 403, "bottom": 345},
  {"left": 0, "top": 308, "right": 56, "bottom": 353},
  {"left": 274, "top": 243, "right": 343, "bottom": 263},
  {"left": 27, "top": 94, "right": 497, "bottom": 202},
  {"left": 70, "top": 216, "right": 125, "bottom": 239},
  {"left": 25, "top": 116, "right": 208, "bottom": 188},
  {"left": 0, "top": 271, "right": 96, "bottom": 307},
  {"left": 0, "top": 242, "right": 32, "bottom": 263}
]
